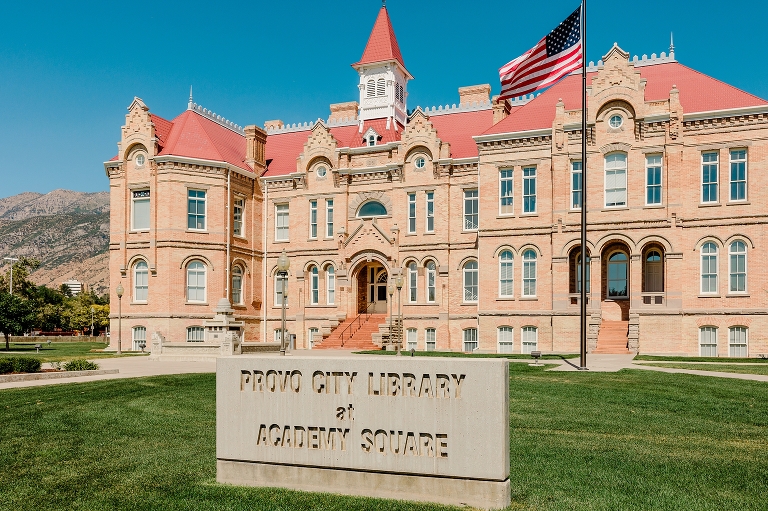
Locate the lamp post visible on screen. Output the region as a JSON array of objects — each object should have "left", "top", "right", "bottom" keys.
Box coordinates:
[
  {"left": 277, "top": 249, "right": 290, "bottom": 356},
  {"left": 395, "top": 274, "right": 403, "bottom": 354},
  {"left": 3, "top": 257, "right": 19, "bottom": 295},
  {"left": 115, "top": 283, "right": 123, "bottom": 355},
  {"left": 90, "top": 306, "right": 95, "bottom": 337},
  {"left": 388, "top": 283, "right": 394, "bottom": 350}
]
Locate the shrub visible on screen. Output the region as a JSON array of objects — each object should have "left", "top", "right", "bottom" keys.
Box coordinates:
[
  {"left": 63, "top": 359, "right": 100, "bottom": 371},
  {"left": 13, "top": 357, "right": 41, "bottom": 374},
  {"left": 0, "top": 358, "right": 14, "bottom": 374}
]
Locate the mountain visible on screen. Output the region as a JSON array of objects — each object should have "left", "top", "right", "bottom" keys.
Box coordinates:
[{"left": 0, "top": 190, "right": 110, "bottom": 295}]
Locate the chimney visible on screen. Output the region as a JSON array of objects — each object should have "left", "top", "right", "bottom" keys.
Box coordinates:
[
  {"left": 245, "top": 125, "right": 267, "bottom": 171},
  {"left": 492, "top": 95, "right": 512, "bottom": 123},
  {"left": 458, "top": 84, "right": 491, "bottom": 106},
  {"left": 328, "top": 102, "right": 359, "bottom": 123},
  {"left": 264, "top": 119, "right": 284, "bottom": 132}
]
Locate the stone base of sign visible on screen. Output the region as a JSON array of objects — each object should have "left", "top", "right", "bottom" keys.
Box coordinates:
[{"left": 217, "top": 459, "right": 511, "bottom": 509}]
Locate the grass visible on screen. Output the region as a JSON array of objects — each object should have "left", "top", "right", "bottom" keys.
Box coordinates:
[
  {"left": 641, "top": 362, "right": 768, "bottom": 376},
  {"left": 0, "top": 342, "right": 148, "bottom": 363},
  {"left": 354, "top": 349, "right": 579, "bottom": 360},
  {"left": 0, "top": 366, "right": 767, "bottom": 510},
  {"left": 634, "top": 355, "right": 768, "bottom": 363}
]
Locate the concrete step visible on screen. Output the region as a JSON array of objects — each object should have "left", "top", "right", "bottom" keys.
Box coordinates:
[
  {"left": 314, "top": 314, "right": 386, "bottom": 350},
  {"left": 594, "top": 320, "right": 630, "bottom": 354}
]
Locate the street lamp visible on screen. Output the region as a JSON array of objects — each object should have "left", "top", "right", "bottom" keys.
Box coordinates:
[
  {"left": 115, "top": 283, "right": 124, "bottom": 355},
  {"left": 395, "top": 274, "right": 403, "bottom": 355},
  {"left": 277, "top": 250, "right": 290, "bottom": 356},
  {"left": 388, "top": 283, "right": 394, "bottom": 350},
  {"left": 3, "top": 257, "right": 19, "bottom": 295},
  {"left": 90, "top": 306, "right": 95, "bottom": 337}
]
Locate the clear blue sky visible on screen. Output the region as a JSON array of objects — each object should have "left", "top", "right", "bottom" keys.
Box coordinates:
[{"left": 1, "top": 0, "right": 766, "bottom": 198}]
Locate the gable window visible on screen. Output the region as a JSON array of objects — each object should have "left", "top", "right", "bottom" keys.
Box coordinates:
[
  {"left": 426, "top": 261, "right": 436, "bottom": 303},
  {"left": 132, "top": 189, "right": 150, "bottom": 231},
  {"left": 309, "top": 200, "right": 317, "bottom": 239},
  {"left": 729, "top": 241, "right": 746, "bottom": 293},
  {"left": 605, "top": 153, "right": 627, "bottom": 208},
  {"left": 702, "top": 152, "right": 719, "bottom": 203},
  {"left": 463, "top": 328, "right": 478, "bottom": 352},
  {"left": 425, "top": 328, "right": 436, "bottom": 351},
  {"left": 522, "top": 250, "right": 537, "bottom": 297},
  {"left": 133, "top": 260, "right": 148, "bottom": 302},
  {"left": 730, "top": 149, "right": 747, "bottom": 202},
  {"left": 408, "top": 262, "right": 417, "bottom": 302},
  {"left": 500, "top": 169, "right": 514, "bottom": 215},
  {"left": 231, "top": 265, "right": 243, "bottom": 305},
  {"left": 463, "top": 190, "right": 478, "bottom": 230},
  {"left": 408, "top": 193, "right": 416, "bottom": 233},
  {"left": 521, "top": 326, "right": 538, "bottom": 354},
  {"left": 357, "top": 200, "right": 387, "bottom": 218},
  {"left": 425, "top": 192, "right": 434, "bottom": 232},
  {"left": 415, "top": 156, "right": 426, "bottom": 169},
  {"left": 498, "top": 326, "right": 513, "bottom": 354},
  {"left": 367, "top": 135, "right": 376, "bottom": 146},
  {"left": 646, "top": 155, "right": 662, "bottom": 205},
  {"left": 186, "top": 261, "right": 206, "bottom": 302},
  {"left": 499, "top": 250, "right": 514, "bottom": 297},
  {"left": 275, "top": 203, "right": 289, "bottom": 241},
  {"left": 700, "top": 242, "right": 718, "bottom": 294},
  {"left": 523, "top": 167, "right": 537, "bottom": 213},
  {"left": 729, "top": 327, "right": 747, "bottom": 357},
  {"left": 406, "top": 328, "right": 418, "bottom": 351},
  {"left": 326, "top": 199, "right": 334, "bottom": 237},
  {"left": 310, "top": 266, "right": 319, "bottom": 305},
  {"left": 571, "top": 161, "right": 582, "bottom": 210},
  {"left": 132, "top": 326, "right": 146, "bottom": 351},
  {"left": 699, "top": 326, "right": 717, "bottom": 357},
  {"left": 326, "top": 265, "right": 335, "bottom": 304},
  {"left": 233, "top": 198, "right": 244, "bottom": 236},
  {"left": 186, "top": 326, "right": 205, "bottom": 343},
  {"left": 187, "top": 189, "right": 206, "bottom": 230},
  {"left": 463, "top": 260, "right": 478, "bottom": 302}
]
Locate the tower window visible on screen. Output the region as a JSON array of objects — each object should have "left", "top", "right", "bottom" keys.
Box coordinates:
[
  {"left": 367, "top": 79, "right": 375, "bottom": 98},
  {"left": 377, "top": 78, "right": 385, "bottom": 97}
]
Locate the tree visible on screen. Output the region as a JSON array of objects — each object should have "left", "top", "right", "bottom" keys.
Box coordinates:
[
  {"left": 0, "top": 257, "right": 40, "bottom": 299},
  {"left": 0, "top": 292, "right": 37, "bottom": 350}
]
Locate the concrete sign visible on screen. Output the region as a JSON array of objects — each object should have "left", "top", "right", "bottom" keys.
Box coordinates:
[{"left": 217, "top": 355, "right": 510, "bottom": 509}]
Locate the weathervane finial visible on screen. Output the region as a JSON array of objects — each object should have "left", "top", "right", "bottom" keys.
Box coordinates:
[
  {"left": 188, "top": 86, "right": 194, "bottom": 109},
  {"left": 382, "top": 0, "right": 386, "bottom": 6},
  {"left": 669, "top": 32, "right": 675, "bottom": 57}
]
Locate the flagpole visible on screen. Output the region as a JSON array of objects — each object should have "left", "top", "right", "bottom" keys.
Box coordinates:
[{"left": 579, "top": 0, "right": 588, "bottom": 370}]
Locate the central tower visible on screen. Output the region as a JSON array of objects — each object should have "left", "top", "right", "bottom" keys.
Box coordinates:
[{"left": 352, "top": 5, "right": 412, "bottom": 129}]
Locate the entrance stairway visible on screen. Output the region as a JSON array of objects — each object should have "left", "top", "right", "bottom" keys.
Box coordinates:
[
  {"left": 593, "top": 320, "right": 631, "bottom": 354},
  {"left": 313, "top": 314, "right": 386, "bottom": 350}
]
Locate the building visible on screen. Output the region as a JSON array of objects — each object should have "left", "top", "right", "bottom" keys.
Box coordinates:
[
  {"left": 106, "top": 5, "right": 768, "bottom": 357},
  {"left": 61, "top": 279, "right": 87, "bottom": 296}
]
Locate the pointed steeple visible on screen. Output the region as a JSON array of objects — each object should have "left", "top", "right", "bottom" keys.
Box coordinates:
[{"left": 353, "top": 5, "right": 407, "bottom": 70}]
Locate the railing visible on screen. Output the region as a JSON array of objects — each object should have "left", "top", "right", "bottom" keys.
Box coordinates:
[{"left": 338, "top": 301, "right": 376, "bottom": 347}]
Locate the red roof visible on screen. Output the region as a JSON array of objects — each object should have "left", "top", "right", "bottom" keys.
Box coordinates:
[
  {"left": 151, "top": 113, "right": 173, "bottom": 150},
  {"left": 353, "top": 7, "right": 405, "bottom": 69},
  {"left": 429, "top": 110, "right": 495, "bottom": 159},
  {"left": 484, "top": 62, "right": 768, "bottom": 135}
]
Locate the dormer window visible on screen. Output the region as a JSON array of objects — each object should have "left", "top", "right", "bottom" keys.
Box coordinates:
[
  {"left": 363, "top": 127, "right": 380, "bottom": 147},
  {"left": 368, "top": 135, "right": 376, "bottom": 147}
]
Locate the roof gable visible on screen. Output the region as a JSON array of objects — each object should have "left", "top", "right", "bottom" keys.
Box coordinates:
[{"left": 354, "top": 6, "right": 405, "bottom": 69}]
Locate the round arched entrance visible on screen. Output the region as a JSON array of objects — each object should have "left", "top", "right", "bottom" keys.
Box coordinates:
[{"left": 351, "top": 257, "right": 390, "bottom": 314}]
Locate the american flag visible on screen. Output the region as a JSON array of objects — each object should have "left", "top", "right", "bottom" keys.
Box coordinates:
[{"left": 499, "top": 7, "right": 583, "bottom": 100}]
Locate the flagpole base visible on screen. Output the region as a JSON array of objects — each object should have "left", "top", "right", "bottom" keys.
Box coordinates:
[{"left": 577, "top": 366, "right": 589, "bottom": 371}]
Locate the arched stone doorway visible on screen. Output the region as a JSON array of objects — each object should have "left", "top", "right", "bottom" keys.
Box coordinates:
[{"left": 354, "top": 261, "right": 389, "bottom": 314}]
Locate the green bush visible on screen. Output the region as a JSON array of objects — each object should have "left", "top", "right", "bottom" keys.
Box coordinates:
[
  {"left": 63, "top": 359, "right": 99, "bottom": 371},
  {"left": 0, "top": 358, "right": 14, "bottom": 374},
  {"left": 0, "top": 357, "right": 41, "bottom": 374}
]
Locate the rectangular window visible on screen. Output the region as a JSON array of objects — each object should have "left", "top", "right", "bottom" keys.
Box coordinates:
[
  {"left": 523, "top": 167, "right": 537, "bottom": 213},
  {"left": 702, "top": 152, "right": 719, "bottom": 203},
  {"left": 730, "top": 149, "right": 747, "bottom": 202},
  {"left": 275, "top": 203, "right": 289, "bottom": 241},
  {"left": 521, "top": 327, "right": 538, "bottom": 354},
  {"left": 406, "top": 328, "right": 418, "bottom": 351},
  {"left": 186, "top": 326, "right": 205, "bottom": 343},
  {"left": 132, "top": 326, "right": 146, "bottom": 351},
  {"left": 425, "top": 192, "right": 434, "bottom": 232},
  {"left": 699, "top": 327, "right": 717, "bottom": 357},
  {"left": 425, "top": 328, "right": 436, "bottom": 351},
  {"left": 464, "top": 189, "right": 478, "bottom": 230},
  {"left": 646, "top": 155, "right": 662, "bottom": 205},
  {"left": 327, "top": 268, "right": 335, "bottom": 304},
  {"left": 309, "top": 200, "right": 317, "bottom": 239},
  {"left": 233, "top": 198, "right": 244, "bottom": 236},
  {"left": 275, "top": 274, "right": 287, "bottom": 306},
  {"left": 605, "top": 155, "right": 627, "bottom": 207},
  {"left": 326, "top": 199, "right": 334, "bottom": 237},
  {"left": 499, "top": 169, "right": 514, "bottom": 215},
  {"left": 408, "top": 193, "right": 416, "bottom": 233},
  {"left": 131, "top": 190, "right": 150, "bottom": 231},
  {"left": 498, "top": 327, "right": 514, "bottom": 354},
  {"left": 571, "top": 162, "right": 582, "bottom": 210},
  {"left": 187, "top": 190, "right": 206, "bottom": 230},
  {"left": 308, "top": 327, "right": 319, "bottom": 349},
  {"left": 426, "top": 264, "right": 436, "bottom": 303},
  {"left": 729, "top": 327, "right": 747, "bottom": 357},
  {"left": 463, "top": 328, "right": 478, "bottom": 352}
]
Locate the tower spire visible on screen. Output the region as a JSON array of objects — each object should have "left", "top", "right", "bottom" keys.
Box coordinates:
[
  {"left": 669, "top": 32, "right": 675, "bottom": 58},
  {"left": 188, "top": 86, "right": 194, "bottom": 109}
]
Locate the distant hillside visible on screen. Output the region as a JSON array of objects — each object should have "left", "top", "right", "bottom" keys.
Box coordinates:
[{"left": 0, "top": 190, "right": 110, "bottom": 295}]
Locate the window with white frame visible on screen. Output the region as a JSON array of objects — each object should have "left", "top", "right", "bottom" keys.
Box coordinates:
[
  {"left": 729, "top": 326, "right": 747, "bottom": 357},
  {"left": 275, "top": 203, "right": 289, "bottom": 241},
  {"left": 523, "top": 167, "right": 537, "bottom": 213},
  {"left": 274, "top": 273, "right": 287, "bottom": 306},
  {"left": 699, "top": 326, "right": 717, "bottom": 357},
  {"left": 463, "top": 260, "right": 478, "bottom": 302},
  {"left": 308, "top": 327, "right": 319, "bottom": 349},
  {"left": 463, "top": 328, "right": 478, "bottom": 352},
  {"left": 326, "top": 265, "right": 335, "bottom": 304},
  {"left": 132, "top": 326, "right": 146, "bottom": 351},
  {"left": 309, "top": 200, "right": 317, "bottom": 239},
  {"left": 571, "top": 161, "right": 582, "bottom": 210},
  {"left": 408, "top": 262, "right": 417, "bottom": 302},
  {"left": 326, "top": 199, "right": 334, "bottom": 237},
  {"left": 231, "top": 265, "right": 243, "bottom": 305},
  {"left": 604, "top": 153, "right": 627, "bottom": 208},
  {"left": 729, "top": 241, "right": 746, "bottom": 293},
  {"left": 368, "top": 135, "right": 376, "bottom": 147},
  {"left": 426, "top": 261, "right": 436, "bottom": 303},
  {"left": 499, "top": 250, "right": 514, "bottom": 298},
  {"left": 406, "top": 328, "right": 418, "bottom": 351},
  {"left": 425, "top": 328, "right": 436, "bottom": 351},
  {"left": 464, "top": 189, "right": 478, "bottom": 230},
  {"left": 702, "top": 152, "right": 719, "bottom": 203},
  {"left": 500, "top": 169, "right": 513, "bottom": 215},
  {"left": 187, "top": 189, "right": 206, "bottom": 230},
  {"left": 367, "top": 79, "right": 375, "bottom": 98},
  {"left": 700, "top": 242, "right": 718, "bottom": 294},
  {"left": 187, "top": 326, "right": 205, "bottom": 342},
  {"left": 131, "top": 189, "right": 150, "bottom": 231},
  {"left": 521, "top": 326, "right": 538, "bottom": 353},
  {"left": 646, "top": 155, "right": 662, "bottom": 205},
  {"left": 425, "top": 192, "right": 434, "bottom": 232},
  {"left": 310, "top": 266, "right": 319, "bottom": 304},
  {"left": 730, "top": 149, "right": 747, "bottom": 202},
  {"left": 233, "top": 198, "right": 244, "bottom": 236},
  {"left": 186, "top": 261, "right": 206, "bottom": 302},
  {"left": 133, "top": 260, "right": 148, "bottom": 302},
  {"left": 498, "top": 326, "right": 513, "bottom": 354},
  {"left": 408, "top": 193, "right": 416, "bottom": 233},
  {"left": 274, "top": 329, "right": 284, "bottom": 343},
  {"left": 522, "top": 250, "right": 537, "bottom": 297}
]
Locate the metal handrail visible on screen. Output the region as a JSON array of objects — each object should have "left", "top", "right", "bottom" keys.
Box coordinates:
[{"left": 339, "top": 301, "right": 376, "bottom": 347}]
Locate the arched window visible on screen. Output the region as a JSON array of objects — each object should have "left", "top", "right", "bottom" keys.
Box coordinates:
[
  {"left": 132, "top": 326, "right": 146, "bottom": 351},
  {"left": 522, "top": 250, "right": 537, "bottom": 297},
  {"left": 326, "top": 265, "right": 335, "bottom": 305},
  {"left": 605, "top": 153, "right": 628, "bottom": 207},
  {"left": 367, "top": 79, "right": 375, "bottom": 98},
  {"left": 569, "top": 248, "right": 590, "bottom": 294},
  {"left": 408, "top": 262, "right": 417, "bottom": 302},
  {"left": 463, "top": 328, "right": 478, "bottom": 352},
  {"left": 699, "top": 326, "right": 717, "bottom": 357},
  {"left": 463, "top": 261, "right": 478, "bottom": 302},
  {"left": 729, "top": 241, "right": 746, "bottom": 293},
  {"left": 309, "top": 266, "right": 319, "bottom": 305},
  {"left": 700, "top": 242, "right": 718, "bottom": 294},
  {"left": 498, "top": 326, "right": 513, "bottom": 353},
  {"left": 357, "top": 200, "right": 387, "bottom": 218},
  {"left": 521, "top": 326, "right": 538, "bottom": 354},
  {"left": 186, "top": 261, "right": 206, "bottom": 302},
  {"left": 607, "top": 252, "right": 628, "bottom": 298},
  {"left": 426, "top": 261, "right": 436, "bottom": 303},
  {"left": 499, "top": 250, "right": 514, "bottom": 297},
  {"left": 377, "top": 78, "right": 385, "bottom": 97},
  {"left": 729, "top": 326, "right": 748, "bottom": 357},
  {"left": 643, "top": 248, "right": 664, "bottom": 292},
  {"left": 231, "top": 265, "right": 243, "bottom": 305},
  {"left": 134, "top": 260, "right": 148, "bottom": 302}
]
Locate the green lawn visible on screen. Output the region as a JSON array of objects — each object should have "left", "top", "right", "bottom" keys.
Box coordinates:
[
  {"left": 0, "top": 366, "right": 766, "bottom": 510},
  {"left": 0, "top": 342, "right": 148, "bottom": 363},
  {"left": 634, "top": 355, "right": 768, "bottom": 363},
  {"left": 641, "top": 362, "right": 768, "bottom": 376},
  {"left": 354, "top": 349, "right": 579, "bottom": 360}
]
